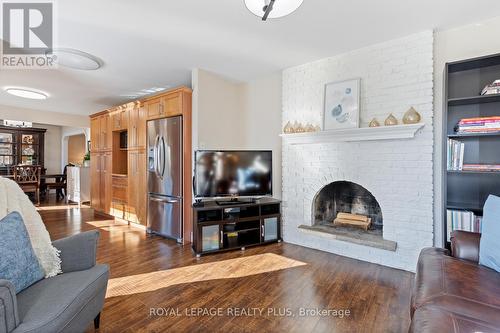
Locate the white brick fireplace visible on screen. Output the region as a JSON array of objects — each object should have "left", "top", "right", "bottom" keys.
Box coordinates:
[{"left": 281, "top": 31, "right": 434, "bottom": 272}]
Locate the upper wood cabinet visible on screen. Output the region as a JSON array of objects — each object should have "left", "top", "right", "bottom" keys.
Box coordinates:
[
  {"left": 111, "top": 107, "right": 128, "bottom": 131},
  {"left": 100, "top": 114, "right": 111, "bottom": 151},
  {"left": 90, "top": 117, "right": 100, "bottom": 152},
  {"left": 146, "top": 97, "right": 162, "bottom": 120},
  {"left": 128, "top": 103, "right": 146, "bottom": 149},
  {"left": 144, "top": 90, "right": 183, "bottom": 120},
  {"left": 90, "top": 113, "right": 111, "bottom": 152}
]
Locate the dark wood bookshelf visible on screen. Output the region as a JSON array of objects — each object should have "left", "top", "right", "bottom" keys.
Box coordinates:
[
  {"left": 443, "top": 53, "right": 500, "bottom": 246},
  {"left": 448, "top": 94, "right": 500, "bottom": 106},
  {"left": 446, "top": 202, "right": 483, "bottom": 213},
  {"left": 447, "top": 132, "right": 500, "bottom": 138},
  {"left": 447, "top": 170, "right": 500, "bottom": 174}
]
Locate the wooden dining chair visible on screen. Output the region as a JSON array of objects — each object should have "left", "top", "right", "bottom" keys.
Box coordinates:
[
  {"left": 13, "top": 165, "right": 42, "bottom": 205},
  {"left": 46, "top": 163, "right": 73, "bottom": 200}
]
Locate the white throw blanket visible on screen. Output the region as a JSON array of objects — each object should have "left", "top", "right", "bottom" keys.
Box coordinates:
[{"left": 0, "top": 177, "right": 62, "bottom": 277}]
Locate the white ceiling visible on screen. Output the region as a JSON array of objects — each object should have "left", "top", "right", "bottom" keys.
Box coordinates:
[{"left": 2, "top": 0, "right": 500, "bottom": 116}]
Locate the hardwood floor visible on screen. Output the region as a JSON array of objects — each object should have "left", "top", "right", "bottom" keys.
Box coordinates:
[{"left": 38, "top": 198, "right": 414, "bottom": 333}]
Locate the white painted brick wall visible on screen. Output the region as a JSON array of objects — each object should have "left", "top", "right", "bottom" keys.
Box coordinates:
[{"left": 281, "top": 31, "right": 434, "bottom": 272}]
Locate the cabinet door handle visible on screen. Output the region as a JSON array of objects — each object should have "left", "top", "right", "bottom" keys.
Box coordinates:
[
  {"left": 261, "top": 224, "right": 265, "bottom": 238},
  {"left": 220, "top": 231, "right": 223, "bottom": 245}
]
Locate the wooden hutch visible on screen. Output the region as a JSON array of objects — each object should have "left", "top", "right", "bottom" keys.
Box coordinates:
[{"left": 0, "top": 125, "right": 46, "bottom": 175}]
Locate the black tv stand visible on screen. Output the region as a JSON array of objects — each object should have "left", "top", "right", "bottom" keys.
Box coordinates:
[
  {"left": 192, "top": 197, "right": 282, "bottom": 257},
  {"left": 215, "top": 198, "right": 257, "bottom": 206}
]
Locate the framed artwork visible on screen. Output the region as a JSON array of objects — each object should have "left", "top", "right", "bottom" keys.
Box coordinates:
[{"left": 323, "top": 78, "right": 360, "bottom": 130}]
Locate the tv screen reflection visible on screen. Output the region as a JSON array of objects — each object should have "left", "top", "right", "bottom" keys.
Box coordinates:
[{"left": 195, "top": 151, "right": 272, "bottom": 197}]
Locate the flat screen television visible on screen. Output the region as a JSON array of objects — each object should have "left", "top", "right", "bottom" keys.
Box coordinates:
[{"left": 194, "top": 150, "right": 272, "bottom": 198}]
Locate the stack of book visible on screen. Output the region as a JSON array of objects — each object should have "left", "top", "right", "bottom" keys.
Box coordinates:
[
  {"left": 447, "top": 139, "right": 465, "bottom": 171},
  {"left": 462, "top": 164, "right": 500, "bottom": 172},
  {"left": 481, "top": 79, "right": 500, "bottom": 95},
  {"left": 446, "top": 209, "right": 482, "bottom": 241},
  {"left": 456, "top": 116, "right": 500, "bottom": 134}
]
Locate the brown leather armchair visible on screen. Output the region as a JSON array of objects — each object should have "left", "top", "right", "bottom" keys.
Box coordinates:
[{"left": 409, "top": 231, "right": 500, "bottom": 333}]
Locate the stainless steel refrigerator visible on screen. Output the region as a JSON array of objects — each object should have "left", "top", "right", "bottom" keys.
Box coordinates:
[{"left": 147, "top": 116, "right": 183, "bottom": 242}]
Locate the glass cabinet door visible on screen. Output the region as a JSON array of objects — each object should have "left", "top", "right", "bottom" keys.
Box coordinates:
[
  {"left": 0, "top": 132, "right": 15, "bottom": 168},
  {"left": 201, "top": 224, "right": 221, "bottom": 252},
  {"left": 21, "top": 134, "right": 39, "bottom": 165},
  {"left": 263, "top": 217, "right": 279, "bottom": 242}
]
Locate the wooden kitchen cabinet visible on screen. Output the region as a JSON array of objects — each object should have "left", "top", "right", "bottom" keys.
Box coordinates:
[
  {"left": 161, "top": 93, "right": 182, "bottom": 117},
  {"left": 90, "top": 152, "right": 112, "bottom": 213},
  {"left": 90, "top": 113, "right": 111, "bottom": 152},
  {"left": 90, "top": 152, "right": 101, "bottom": 209},
  {"left": 90, "top": 117, "right": 100, "bottom": 152},
  {"left": 145, "top": 91, "right": 182, "bottom": 120},
  {"left": 111, "top": 107, "right": 128, "bottom": 131},
  {"left": 146, "top": 98, "right": 162, "bottom": 119},
  {"left": 128, "top": 103, "right": 146, "bottom": 149},
  {"left": 90, "top": 86, "right": 192, "bottom": 241},
  {"left": 127, "top": 149, "right": 147, "bottom": 225},
  {"left": 100, "top": 115, "right": 111, "bottom": 151}
]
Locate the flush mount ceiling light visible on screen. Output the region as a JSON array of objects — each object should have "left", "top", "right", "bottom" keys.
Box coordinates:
[
  {"left": 5, "top": 88, "right": 48, "bottom": 100},
  {"left": 45, "top": 48, "right": 103, "bottom": 70},
  {"left": 244, "top": 0, "right": 303, "bottom": 21}
]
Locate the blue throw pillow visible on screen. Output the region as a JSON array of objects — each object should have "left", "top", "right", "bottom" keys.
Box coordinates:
[
  {"left": 0, "top": 212, "right": 44, "bottom": 293},
  {"left": 479, "top": 195, "right": 500, "bottom": 272}
]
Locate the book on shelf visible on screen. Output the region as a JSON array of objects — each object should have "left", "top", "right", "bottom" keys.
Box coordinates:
[
  {"left": 462, "top": 164, "right": 500, "bottom": 172},
  {"left": 481, "top": 88, "right": 500, "bottom": 96},
  {"left": 456, "top": 116, "right": 500, "bottom": 134},
  {"left": 447, "top": 139, "right": 465, "bottom": 171},
  {"left": 446, "top": 209, "right": 482, "bottom": 242},
  {"left": 481, "top": 80, "right": 500, "bottom": 95}
]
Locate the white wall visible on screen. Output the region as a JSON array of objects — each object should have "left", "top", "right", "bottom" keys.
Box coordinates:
[
  {"left": 32, "top": 123, "right": 62, "bottom": 174},
  {"left": 61, "top": 126, "right": 90, "bottom": 170},
  {"left": 242, "top": 73, "right": 283, "bottom": 198},
  {"left": 433, "top": 16, "right": 500, "bottom": 247},
  {"left": 282, "top": 31, "right": 434, "bottom": 271},
  {"left": 192, "top": 68, "right": 283, "bottom": 198},
  {"left": 192, "top": 69, "right": 247, "bottom": 150},
  {"left": 0, "top": 105, "right": 89, "bottom": 128},
  {"left": 0, "top": 106, "right": 89, "bottom": 173}
]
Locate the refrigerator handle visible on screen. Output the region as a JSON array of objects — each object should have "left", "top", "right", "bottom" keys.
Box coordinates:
[
  {"left": 160, "top": 136, "right": 167, "bottom": 178},
  {"left": 150, "top": 196, "right": 181, "bottom": 204},
  {"left": 154, "top": 134, "right": 160, "bottom": 178}
]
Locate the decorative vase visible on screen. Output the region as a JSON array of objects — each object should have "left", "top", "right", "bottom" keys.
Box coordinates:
[
  {"left": 293, "top": 121, "right": 305, "bottom": 133},
  {"left": 283, "top": 121, "right": 293, "bottom": 134},
  {"left": 305, "top": 123, "right": 315, "bottom": 132},
  {"left": 384, "top": 113, "right": 398, "bottom": 126},
  {"left": 402, "top": 107, "right": 421, "bottom": 124},
  {"left": 369, "top": 118, "right": 380, "bottom": 127}
]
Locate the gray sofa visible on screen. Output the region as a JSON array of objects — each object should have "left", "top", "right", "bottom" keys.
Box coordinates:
[{"left": 0, "top": 230, "right": 109, "bottom": 333}]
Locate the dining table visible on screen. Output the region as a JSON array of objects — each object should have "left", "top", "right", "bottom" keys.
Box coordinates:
[{"left": 41, "top": 174, "right": 66, "bottom": 198}]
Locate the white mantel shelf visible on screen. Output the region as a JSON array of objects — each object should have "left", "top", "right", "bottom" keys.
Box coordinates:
[{"left": 280, "top": 123, "right": 425, "bottom": 144}]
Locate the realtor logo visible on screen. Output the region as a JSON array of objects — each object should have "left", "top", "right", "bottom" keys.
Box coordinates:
[{"left": 1, "top": 1, "right": 55, "bottom": 68}]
